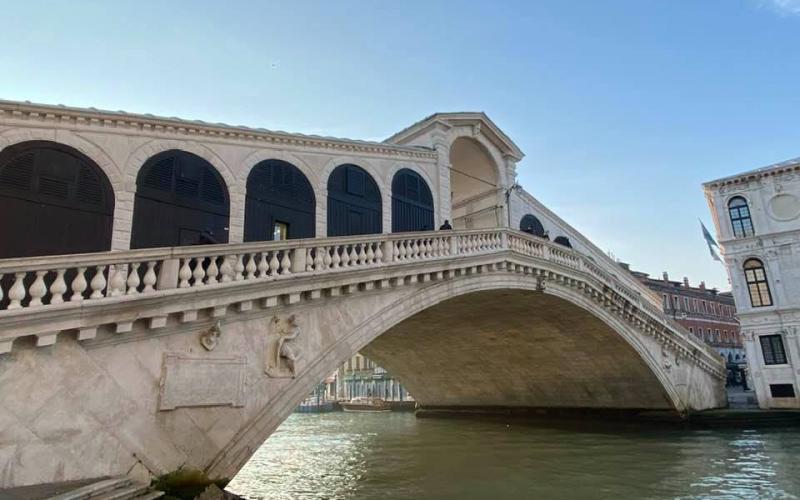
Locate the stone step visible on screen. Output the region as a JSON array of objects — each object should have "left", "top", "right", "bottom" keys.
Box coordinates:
[
  {"left": 132, "top": 492, "right": 164, "bottom": 500},
  {"left": 48, "top": 477, "right": 134, "bottom": 500},
  {"left": 91, "top": 483, "right": 150, "bottom": 500}
]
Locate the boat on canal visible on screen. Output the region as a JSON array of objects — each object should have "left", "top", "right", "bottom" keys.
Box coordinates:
[{"left": 340, "top": 396, "right": 391, "bottom": 413}]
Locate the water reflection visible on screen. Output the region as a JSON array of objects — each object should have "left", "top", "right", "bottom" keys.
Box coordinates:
[{"left": 227, "top": 413, "right": 800, "bottom": 500}]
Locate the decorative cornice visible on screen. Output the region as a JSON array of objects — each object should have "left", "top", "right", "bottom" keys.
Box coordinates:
[
  {"left": 385, "top": 112, "right": 525, "bottom": 162},
  {"left": 703, "top": 157, "right": 800, "bottom": 191},
  {"left": 0, "top": 99, "right": 438, "bottom": 161}
]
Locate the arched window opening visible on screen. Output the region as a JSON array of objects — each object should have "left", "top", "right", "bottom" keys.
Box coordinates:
[
  {"left": 245, "top": 160, "right": 315, "bottom": 241},
  {"left": 392, "top": 169, "right": 433, "bottom": 233},
  {"left": 728, "top": 196, "right": 754, "bottom": 238},
  {"left": 0, "top": 140, "right": 114, "bottom": 258},
  {"left": 327, "top": 164, "right": 382, "bottom": 237},
  {"left": 554, "top": 236, "right": 572, "bottom": 248},
  {"left": 131, "top": 150, "right": 229, "bottom": 249},
  {"left": 743, "top": 259, "right": 773, "bottom": 307},
  {"left": 519, "top": 214, "right": 546, "bottom": 237}
]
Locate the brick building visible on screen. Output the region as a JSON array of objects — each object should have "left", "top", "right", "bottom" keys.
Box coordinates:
[{"left": 620, "top": 265, "right": 745, "bottom": 365}]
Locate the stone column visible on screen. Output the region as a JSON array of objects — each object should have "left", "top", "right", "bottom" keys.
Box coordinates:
[{"left": 432, "top": 130, "right": 451, "bottom": 228}]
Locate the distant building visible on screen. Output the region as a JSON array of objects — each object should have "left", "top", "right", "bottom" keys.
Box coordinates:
[
  {"left": 337, "top": 353, "right": 412, "bottom": 402},
  {"left": 704, "top": 157, "right": 800, "bottom": 409},
  {"left": 620, "top": 265, "right": 745, "bottom": 366}
]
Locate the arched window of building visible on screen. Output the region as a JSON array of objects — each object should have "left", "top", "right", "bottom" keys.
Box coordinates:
[
  {"left": 743, "top": 258, "right": 773, "bottom": 307},
  {"left": 131, "top": 150, "right": 229, "bottom": 249},
  {"left": 0, "top": 140, "right": 114, "bottom": 258},
  {"left": 727, "top": 353, "right": 733, "bottom": 363},
  {"left": 327, "top": 164, "right": 382, "bottom": 236},
  {"left": 554, "top": 236, "right": 572, "bottom": 248},
  {"left": 519, "top": 214, "right": 545, "bottom": 237},
  {"left": 244, "top": 160, "right": 315, "bottom": 241},
  {"left": 391, "top": 169, "right": 433, "bottom": 232},
  {"left": 728, "top": 196, "right": 754, "bottom": 238}
]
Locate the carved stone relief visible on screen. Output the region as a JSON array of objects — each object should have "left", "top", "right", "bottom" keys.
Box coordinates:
[
  {"left": 200, "top": 320, "right": 222, "bottom": 351},
  {"left": 265, "top": 314, "right": 303, "bottom": 378}
]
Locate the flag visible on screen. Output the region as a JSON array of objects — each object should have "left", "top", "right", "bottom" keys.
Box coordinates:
[{"left": 700, "top": 220, "right": 722, "bottom": 262}]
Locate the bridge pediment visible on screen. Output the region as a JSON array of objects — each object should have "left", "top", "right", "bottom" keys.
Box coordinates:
[{"left": 386, "top": 112, "right": 524, "bottom": 162}]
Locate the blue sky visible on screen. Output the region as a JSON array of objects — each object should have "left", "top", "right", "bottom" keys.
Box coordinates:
[{"left": 2, "top": 0, "right": 799, "bottom": 290}]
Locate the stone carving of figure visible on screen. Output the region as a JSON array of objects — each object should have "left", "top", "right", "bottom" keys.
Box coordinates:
[
  {"left": 199, "top": 320, "right": 222, "bottom": 351},
  {"left": 266, "top": 315, "right": 302, "bottom": 378}
]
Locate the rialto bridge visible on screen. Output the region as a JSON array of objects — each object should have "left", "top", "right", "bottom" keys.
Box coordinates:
[{"left": 0, "top": 100, "right": 726, "bottom": 489}]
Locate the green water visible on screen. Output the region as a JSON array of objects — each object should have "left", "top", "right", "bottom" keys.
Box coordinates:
[{"left": 227, "top": 412, "right": 800, "bottom": 500}]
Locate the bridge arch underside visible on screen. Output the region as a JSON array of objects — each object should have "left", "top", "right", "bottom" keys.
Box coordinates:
[{"left": 362, "top": 289, "right": 673, "bottom": 411}]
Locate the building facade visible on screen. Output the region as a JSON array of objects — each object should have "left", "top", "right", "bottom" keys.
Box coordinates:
[
  {"left": 704, "top": 157, "right": 800, "bottom": 409},
  {"left": 623, "top": 266, "right": 745, "bottom": 366},
  {"left": 337, "top": 353, "right": 412, "bottom": 402}
]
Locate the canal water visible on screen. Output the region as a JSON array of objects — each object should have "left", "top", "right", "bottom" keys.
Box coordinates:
[{"left": 227, "top": 412, "right": 800, "bottom": 499}]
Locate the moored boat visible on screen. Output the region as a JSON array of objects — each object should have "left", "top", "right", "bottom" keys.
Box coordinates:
[{"left": 340, "top": 397, "right": 391, "bottom": 412}]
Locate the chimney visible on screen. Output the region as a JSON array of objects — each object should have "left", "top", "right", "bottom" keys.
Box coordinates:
[
  {"left": 662, "top": 272, "right": 669, "bottom": 282},
  {"left": 683, "top": 277, "right": 690, "bottom": 287},
  {"left": 699, "top": 281, "right": 706, "bottom": 291}
]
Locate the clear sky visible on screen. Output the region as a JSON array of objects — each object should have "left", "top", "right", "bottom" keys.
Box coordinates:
[{"left": 2, "top": 0, "right": 799, "bottom": 290}]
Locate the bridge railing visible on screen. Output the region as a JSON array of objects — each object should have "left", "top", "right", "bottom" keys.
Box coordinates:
[
  {"left": 0, "top": 229, "right": 509, "bottom": 311},
  {"left": 0, "top": 227, "right": 721, "bottom": 364}
]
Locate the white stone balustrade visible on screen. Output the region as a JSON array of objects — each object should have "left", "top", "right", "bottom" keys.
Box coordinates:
[{"left": 0, "top": 228, "right": 720, "bottom": 367}]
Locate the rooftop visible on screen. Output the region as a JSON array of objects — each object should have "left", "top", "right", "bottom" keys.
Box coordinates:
[{"left": 703, "top": 156, "right": 800, "bottom": 189}]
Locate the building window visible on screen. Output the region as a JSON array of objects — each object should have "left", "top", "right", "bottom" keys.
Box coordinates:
[
  {"left": 689, "top": 327, "right": 694, "bottom": 335},
  {"left": 715, "top": 329, "right": 720, "bottom": 342},
  {"left": 684, "top": 297, "right": 690, "bottom": 310},
  {"left": 728, "top": 196, "right": 754, "bottom": 238},
  {"left": 663, "top": 294, "right": 669, "bottom": 309},
  {"left": 760, "top": 334, "right": 788, "bottom": 365},
  {"left": 673, "top": 295, "right": 680, "bottom": 310},
  {"left": 272, "top": 221, "right": 289, "bottom": 240},
  {"left": 744, "top": 259, "right": 773, "bottom": 307},
  {"left": 701, "top": 301, "right": 707, "bottom": 314},
  {"left": 769, "top": 384, "right": 796, "bottom": 398}
]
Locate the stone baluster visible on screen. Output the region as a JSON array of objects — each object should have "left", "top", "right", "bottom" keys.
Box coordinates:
[
  {"left": 71, "top": 267, "right": 88, "bottom": 301},
  {"left": 127, "top": 263, "right": 141, "bottom": 294},
  {"left": 234, "top": 255, "right": 244, "bottom": 281},
  {"left": 338, "top": 245, "right": 348, "bottom": 268},
  {"left": 50, "top": 269, "right": 67, "bottom": 304},
  {"left": 108, "top": 264, "right": 126, "bottom": 297},
  {"left": 90, "top": 265, "right": 107, "bottom": 299},
  {"left": 7, "top": 273, "right": 26, "bottom": 309},
  {"left": 268, "top": 251, "right": 280, "bottom": 276},
  {"left": 357, "top": 244, "right": 367, "bottom": 265},
  {"left": 396, "top": 241, "right": 405, "bottom": 260},
  {"left": 178, "top": 259, "right": 193, "bottom": 288},
  {"left": 426, "top": 239, "right": 433, "bottom": 257},
  {"left": 258, "top": 252, "right": 269, "bottom": 278},
  {"left": 28, "top": 271, "right": 47, "bottom": 307},
  {"left": 245, "top": 254, "right": 257, "bottom": 279},
  {"left": 349, "top": 245, "right": 359, "bottom": 267},
  {"left": 366, "top": 243, "right": 375, "bottom": 264},
  {"left": 142, "top": 261, "right": 158, "bottom": 292},
  {"left": 432, "top": 238, "right": 440, "bottom": 257},
  {"left": 375, "top": 242, "right": 384, "bottom": 263},
  {"left": 280, "top": 250, "right": 292, "bottom": 274},
  {"left": 306, "top": 249, "right": 314, "bottom": 271},
  {"left": 192, "top": 257, "right": 206, "bottom": 285},
  {"left": 312, "top": 247, "right": 324, "bottom": 271},
  {"left": 220, "top": 256, "right": 234, "bottom": 283},
  {"left": 328, "top": 246, "right": 338, "bottom": 269},
  {"left": 206, "top": 257, "right": 219, "bottom": 284}
]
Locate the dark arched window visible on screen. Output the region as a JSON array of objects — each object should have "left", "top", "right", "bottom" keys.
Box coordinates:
[
  {"left": 728, "top": 197, "right": 754, "bottom": 238},
  {"left": 245, "top": 160, "right": 315, "bottom": 241},
  {"left": 744, "top": 259, "right": 773, "bottom": 307},
  {"left": 392, "top": 169, "right": 433, "bottom": 232},
  {"left": 0, "top": 140, "right": 114, "bottom": 258},
  {"left": 519, "top": 214, "right": 545, "bottom": 237},
  {"left": 327, "top": 164, "right": 381, "bottom": 236},
  {"left": 554, "top": 236, "right": 572, "bottom": 248},
  {"left": 131, "top": 150, "right": 229, "bottom": 249}
]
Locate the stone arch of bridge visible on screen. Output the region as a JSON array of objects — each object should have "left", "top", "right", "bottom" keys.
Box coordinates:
[{"left": 207, "top": 273, "right": 682, "bottom": 479}]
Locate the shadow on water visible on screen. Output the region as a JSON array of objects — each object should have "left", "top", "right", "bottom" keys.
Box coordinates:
[{"left": 227, "top": 412, "right": 800, "bottom": 500}]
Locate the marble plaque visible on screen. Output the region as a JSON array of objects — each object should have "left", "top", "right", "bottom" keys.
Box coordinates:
[{"left": 159, "top": 353, "right": 247, "bottom": 411}]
